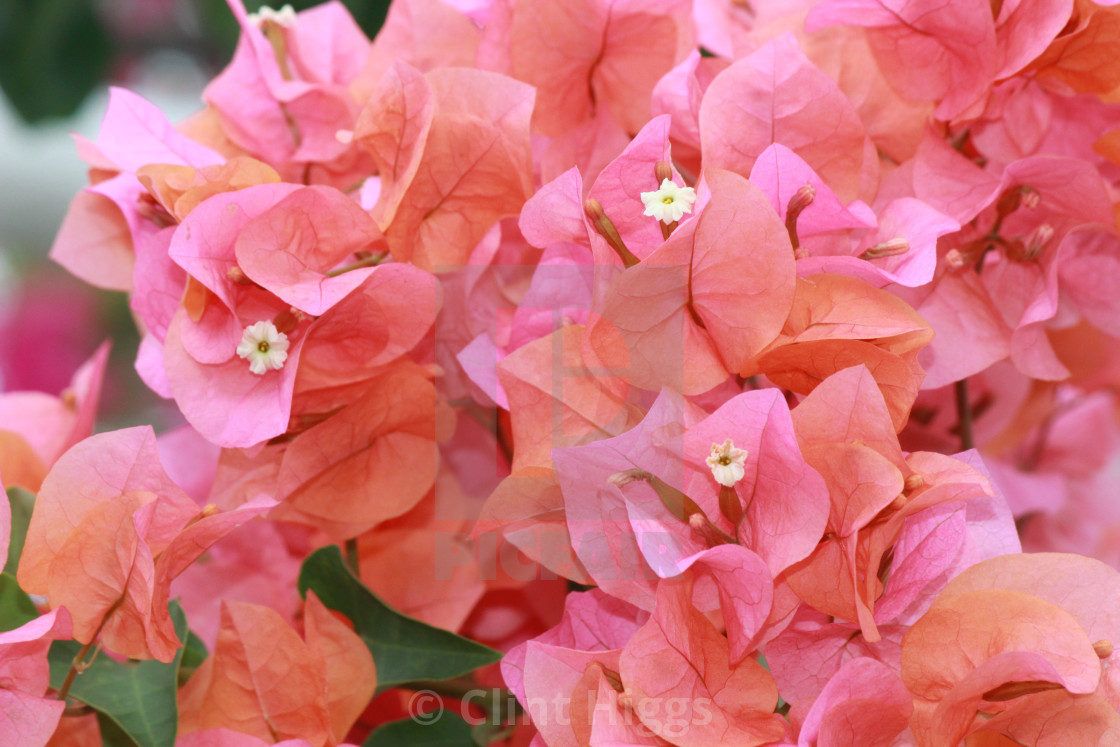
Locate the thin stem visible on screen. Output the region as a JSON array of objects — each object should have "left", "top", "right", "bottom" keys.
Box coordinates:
[
  {"left": 56, "top": 641, "right": 95, "bottom": 703},
  {"left": 57, "top": 594, "right": 122, "bottom": 705},
  {"left": 955, "top": 379, "right": 974, "bottom": 451},
  {"left": 326, "top": 252, "right": 387, "bottom": 277},
  {"left": 458, "top": 401, "right": 513, "bottom": 466},
  {"left": 344, "top": 538, "right": 361, "bottom": 577}
]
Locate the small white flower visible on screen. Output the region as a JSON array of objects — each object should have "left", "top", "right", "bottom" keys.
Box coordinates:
[
  {"left": 236, "top": 320, "right": 290, "bottom": 375},
  {"left": 640, "top": 178, "right": 697, "bottom": 224},
  {"left": 705, "top": 439, "right": 748, "bottom": 487},
  {"left": 248, "top": 4, "right": 297, "bottom": 28}
]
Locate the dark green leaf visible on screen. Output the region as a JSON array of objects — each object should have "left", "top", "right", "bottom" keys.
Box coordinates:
[
  {"left": 298, "top": 546, "right": 501, "bottom": 692},
  {"left": 0, "top": 572, "right": 37, "bottom": 631},
  {"left": 0, "top": 0, "right": 114, "bottom": 123},
  {"left": 195, "top": 0, "right": 394, "bottom": 54},
  {"left": 48, "top": 602, "right": 189, "bottom": 747},
  {"left": 178, "top": 627, "right": 208, "bottom": 686},
  {"left": 97, "top": 713, "right": 140, "bottom": 747},
  {"left": 471, "top": 721, "right": 515, "bottom": 747},
  {"left": 181, "top": 627, "right": 208, "bottom": 671},
  {"left": 5, "top": 486, "right": 34, "bottom": 575},
  {"left": 246, "top": 0, "right": 393, "bottom": 38},
  {"left": 362, "top": 713, "right": 474, "bottom": 747}
]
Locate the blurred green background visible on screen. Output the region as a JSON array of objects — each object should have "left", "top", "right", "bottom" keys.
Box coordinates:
[{"left": 0, "top": 0, "right": 390, "bottom": 428}]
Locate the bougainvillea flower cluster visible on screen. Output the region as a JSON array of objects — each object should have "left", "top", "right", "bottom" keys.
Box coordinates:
[{"left": 6, "top": 0, "right": 1120, "bottom": 744}]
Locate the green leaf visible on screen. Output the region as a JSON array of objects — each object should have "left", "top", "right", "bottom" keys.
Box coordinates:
[
  {"left": 181, "top": 628, "right": 208, "bottom": 671},
  {"left": 178, "top": 627, "right": 208, "bottom": 686},
  {"left": 298, "top": 546, "right": 502, "bottom": 692},
  {"left": 362, "top": 714, "right": 474, "bottom": 747},
  {"left": 194, "top": 0, "right": 393, "bottom": 57},
  {"left": 48, "top": 602, "right": 189, "bottom": 747},
  {"left": 0, "top": 0, "right": 114, "bottom": 123},
  {"left": 5, "top": 486, "right": 35, "bottom": 575},
  {"left": 0, "top": 572, "right": 37, "bottom": 631},
  {"left": 97, "top": 713, "right": 140, "bottom": 747},
  {"left": 246, "top": 0, "right": 393, "bottom": 39}
]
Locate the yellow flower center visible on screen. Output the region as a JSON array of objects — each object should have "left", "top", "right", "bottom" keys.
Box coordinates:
[
  {"left": 718, "top": 455, "right": 732, "bottom": 465},
  {"left": 258, "top": 341, "right": 270, "bottom": 353},
  {"left": 662, "top": 196, "right": 674, "bottom": 204}
]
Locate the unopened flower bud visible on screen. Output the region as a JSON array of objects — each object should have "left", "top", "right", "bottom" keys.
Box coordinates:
[
  {"left": 688, "top": 510, "right": 736, "bottom": 548},
  {"left": 719, "top": 484, "right": 743, "bottom": 527},
  {"left": 227, "top": 266, "right": 253, "bottom": 285},
  {"left": 995, "top": 186, "right": 1023, "bottom": 218},
  {"left": 136, "top": 193, "right": 175, "bottom": 228},
  {"left": 904, "top": 473, "right": 925, "bottom": 493},
  {"left": 945, "top": 248, "right": 968, "bottom": 269},
  {"left": 608, "top": 468, "right": 648, "bottom": 487},
  {"left": 785, "top": 184, "right": 815, "bottom": 254},
  {"left": 1022, "top": 223, "right": 1054, "bottom": 260},
  {"left": 272, "top": 307, "right": 308, "bottom": 334},
  {"left": 1095, "top": 640, "right": 1114, "bottom": 659},
  {"left": 787, "top": 184, "right": 816, "bottom": 216},
  {"left": 585, "top": 199, "right": 640, "bottom": 267},
  {"left": 861, "top": 238, "right": 910, "bottom": 260}
]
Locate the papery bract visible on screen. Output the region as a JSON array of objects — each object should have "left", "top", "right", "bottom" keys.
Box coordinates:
[
  {"left": 276, "top": 362, "right": 441, "bottom": 540},
  {"left": 359, "top": 0, "right": 481, "bottom": 90},
  {"left": 50, "top": 87, "right": 222, "bottom": 294},
  {"left": 354, "top": 62, "right": 534, "bottom": 270},
  {"left": 586, "top": 168, "right": 795, "bottom": 395},
  {"left": 0, "top": 608, "right": 73, "bottom": 747},
  {"left": 204, "top": 0, "right": 371, "bottom": 175},
  {"left": 18, "top": 427, "right": 274, "bottom": 661},
  {"left": 486, "top": 0, "right": 693, "bottom": 136},
  {"left": 700, "top": 33, "right": 873, "bottom": 203},
  {"left": 0, "top": 343, "right": 109, "bottom": 492},
  {"left": 749, "top": 275, "right": 933, "bottom": 431},
  {"left": 806, "top": 0, "right": 998, "bottom": 121},
  {"left": 178, "top": 594, "right": 374, "bottom": 745},
  {"left": 503, "top": 590, "right": 647, "bottom": 747},
  {"left": 682, "top": 388, "right": 830, "bottom": 579},
  {"left": 796, "top": 657, "right": 911, "bottom": 747},
  {"left": 618, "top": 580, "right": 786, "bottom": 746},
  {"left": 499, "top": 325, "right": 638, "bottom": 473}
]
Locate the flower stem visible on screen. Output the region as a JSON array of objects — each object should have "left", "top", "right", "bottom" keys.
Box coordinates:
[
  {"left": 327, "top": 252, "right": 387, "bottom": 277},
  {"left": 56, "top": 641, "right": 96, "bottom": 704},
  {"left": 955, "top": 378, "right": 974, "bottom": 451},
  {"left": 344, "top": 537, "right": 361, "bottom": 577}
]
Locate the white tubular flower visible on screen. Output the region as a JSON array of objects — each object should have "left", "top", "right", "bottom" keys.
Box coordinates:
[
  {"left": 236, "top": 321, "right": 290, "bottom": 375},
  {"left": 706, "top": 439, "right": 748, "bottom": 487},
  {"left": 248, "top": 4, "right": 297, "bottom": 27},
  {"left": 640, "top": 178, "right": 697, "bottom": 224}
]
